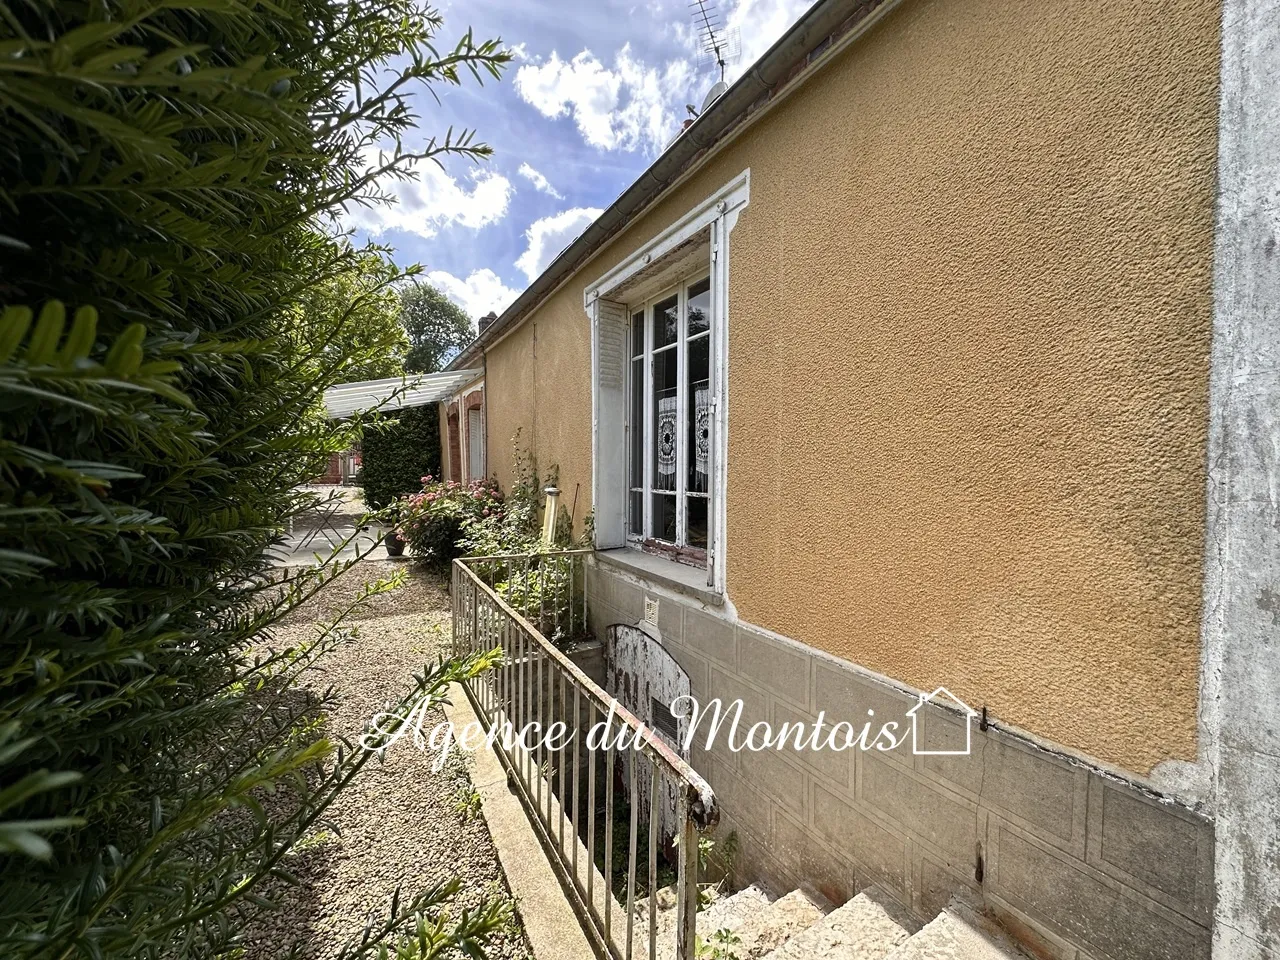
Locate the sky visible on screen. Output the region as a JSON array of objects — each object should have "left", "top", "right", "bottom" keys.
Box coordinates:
[{"left": 341, "top": 0, "right": 814, "bottom": 322}]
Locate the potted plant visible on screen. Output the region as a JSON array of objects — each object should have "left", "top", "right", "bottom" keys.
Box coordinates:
[{"left": 384, "top": 504, "right": 406, "bottom": 558}]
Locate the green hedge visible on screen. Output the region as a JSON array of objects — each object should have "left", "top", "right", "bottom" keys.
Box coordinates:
[
  {"left": 0, "top": 0, "right": 508, "bottom": 955},
  {"left": 358, "top": 404, "right": 444, "bottom": 510}
]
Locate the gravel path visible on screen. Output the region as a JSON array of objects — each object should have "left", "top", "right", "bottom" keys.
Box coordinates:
[
  {"left": 251, "top": 562, "right": 534, "bottom": 960},
  {"left": 280, "top": 559, "right": 450, "bottom": 627}
]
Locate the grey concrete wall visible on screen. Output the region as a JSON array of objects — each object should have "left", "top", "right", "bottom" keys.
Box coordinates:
[
  {"left": 1203, "top": 1, "right": 1280, "bottom": 957},
  {"left": 588, "top": 562, "right": 1214, "bottom": 960}
]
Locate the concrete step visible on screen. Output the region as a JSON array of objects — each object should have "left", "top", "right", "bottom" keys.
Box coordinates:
[
  {"left": 763, "top": 887, "right": 918, "bottom": 960},
  {"left": 883, "top": 901, "right": 1032, "bottom": 960},
  {"left": 631, "top": 884, "right": 766, "bottom": 960},
  {"left": 632, "top": 885, "right": 826, "bottom": 960},
  {"left": 726, "top": 888, "right": 828, "bottom": 958}
]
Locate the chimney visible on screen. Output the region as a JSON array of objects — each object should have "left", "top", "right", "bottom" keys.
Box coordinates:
[{"left": 478, "top": 311, "right": 497, "bottom": 332}]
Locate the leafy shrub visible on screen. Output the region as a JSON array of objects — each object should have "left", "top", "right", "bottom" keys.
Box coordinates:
[
  {"left": 458, "top": 441, "right": 563, "bottom": 556},
  {"left": 397, "top": 476, "right": 501, "bottom": 565},
  {"left": 359, "top": 404, "right": 444, "bottom": 510},
  {"left": 0, "top": 0, "right": 509, "bottom": 954},
  {"left": 457, "top": 442, "right": 589, "bottom": 645}
]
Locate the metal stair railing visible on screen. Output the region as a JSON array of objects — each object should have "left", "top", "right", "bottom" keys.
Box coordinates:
[{"left": 452, "top": 551, "right": 718, "bottom": 960}]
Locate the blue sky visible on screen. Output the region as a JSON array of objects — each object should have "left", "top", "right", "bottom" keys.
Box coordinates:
[{"left": 343, "top": 0, "right": 812, "bottom": 321}]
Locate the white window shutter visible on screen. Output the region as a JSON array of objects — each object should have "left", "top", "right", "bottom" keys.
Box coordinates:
[
  {"left": 594, "top": 298, "right": 628, "bottom": 547},
  {"left": 597, "top": 300, "right": 627, "bottom": 388}
]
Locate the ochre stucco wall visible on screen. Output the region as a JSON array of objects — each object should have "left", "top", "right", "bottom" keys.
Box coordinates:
[
  {"left": 482, "top": 286, "right": 595, "bottom": 532},
  {"left": 476, "top": 0, "right": 1220, "bottom": 774}
]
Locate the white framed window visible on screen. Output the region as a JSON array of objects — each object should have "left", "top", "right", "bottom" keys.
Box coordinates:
[
  {"left": 587, "top": 169, "right": 749, "bottom": 593},
  {"left": 627, "top": 275, "right": 712, "bottom": 560}
]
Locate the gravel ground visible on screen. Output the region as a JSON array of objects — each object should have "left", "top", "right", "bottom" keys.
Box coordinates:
[
  {"left": 279, "top": 559, "right": 451, "bottom": 627},
  {"left": 249, "top": 561, "right": 534, "bottom": 960}
]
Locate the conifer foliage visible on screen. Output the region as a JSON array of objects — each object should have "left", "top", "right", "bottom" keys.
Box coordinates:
[{"left": 0, "top": 0, "right": 507, "bottom": 955}]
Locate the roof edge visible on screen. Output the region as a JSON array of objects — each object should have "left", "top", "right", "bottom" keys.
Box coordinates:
[{"left": 449, "top": 0, "right": 898, "bottom": 370}]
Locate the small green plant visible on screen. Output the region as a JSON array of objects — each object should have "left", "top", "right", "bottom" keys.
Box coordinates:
[
  {"left": 289, "top": 829, "right": 337, "bottom": 855},
  {"left": 480, "top": 881, "right": 525, "bottom": 943},
  {"left": 453, "top": 784, "right": 483, "bottom": 821},
  {"left": 456, "top": 437, "right": 591, "bottom": 645},
  {"left": 715, "top": 832, "right": 740, "bottom": 874},
  {"left": 370, "top": 887, "right": 512, "bottom": 960},
  {"left": 695, "top": 927, "right": 741, "bottom": 960},
  {"left": 673, "top": 830, "right": 739, "bottom": 908}
]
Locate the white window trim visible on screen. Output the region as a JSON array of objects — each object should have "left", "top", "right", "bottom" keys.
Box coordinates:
[{"left": 586, "top": 168, "right": 749, "bottom": 594}]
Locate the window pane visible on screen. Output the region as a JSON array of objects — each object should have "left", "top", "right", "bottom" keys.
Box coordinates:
[
  {"left": 630, "top": 491, "right": 642, "bottom": 536},
  {"left": 686, "top": 496, "right": 708, "bottom": 549},
  {"left": 652, "top": 347, "right": 677, "bottom": 492},
  {"left": 630, "top": 358, "right": 643, "bottom": 488},
  {"left": 653, "top": 295, "right": 678, "bottom": 350},
  {"left": 687, "top": 277, "right": 711, "bottom": 337},
  {"left": 631, "top": 310, "right": 644, "bottom": 358},
  {"left": 652, "top": 493, "right": 676, "bottom": 543},
  {"left": 687, "top": 335, "right": 710, "bottom": 494}
]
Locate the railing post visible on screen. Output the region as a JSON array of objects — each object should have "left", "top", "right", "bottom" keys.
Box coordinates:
[
  {"left": 604, "top": 746, "right": 615, "bottom": 949},
  {"left": 676, "top": 792, "right": 698, "bottom": 960},
  {"left": 625, "top": 755, "right": 639, "bottom": 960},
  {"left": 648, "top": 763, "right": 658, "bottom": 960},
  {"left": 471, "top": 577, "right": 479, "bottom": 657}
]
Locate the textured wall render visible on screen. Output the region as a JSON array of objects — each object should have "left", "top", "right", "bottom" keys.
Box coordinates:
[{"left": 480, "top": 0, "right": 1222, "bottom": 773}]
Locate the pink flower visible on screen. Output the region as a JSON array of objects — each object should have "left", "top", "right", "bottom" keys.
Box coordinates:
[{"left": 483, "top": 508, "right": 490, "bottom": 516}]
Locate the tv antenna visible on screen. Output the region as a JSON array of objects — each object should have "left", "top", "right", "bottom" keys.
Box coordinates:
[{"left": 690, "top": 0, "right": 740, "bottom": 82}]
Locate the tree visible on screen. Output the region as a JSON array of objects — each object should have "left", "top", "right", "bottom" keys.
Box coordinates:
[
  {"left": 290, "top": 250, "right": 409, "bottom": 383},
  {"left": 0, "top": 0, "right": 510, "bottom": 956},
  {"left": 401, "top": 281, "right": 475, "bottom": 373}
]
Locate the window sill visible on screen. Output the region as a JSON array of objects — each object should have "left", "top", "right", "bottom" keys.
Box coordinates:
[{"left": 593, "top": 547, "right": 723, "bottom": 607}]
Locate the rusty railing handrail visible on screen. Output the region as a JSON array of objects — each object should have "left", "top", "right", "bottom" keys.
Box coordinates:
[{"left": 455, "top": 553, "right": 717, "bottom": 828}]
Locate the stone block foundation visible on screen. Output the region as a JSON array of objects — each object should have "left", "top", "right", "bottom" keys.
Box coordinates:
[{"left": 586, "top": 558, "right": 1213, "bottom": 960}]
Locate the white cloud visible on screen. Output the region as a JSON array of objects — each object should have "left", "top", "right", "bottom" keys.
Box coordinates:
[
  {"left": 344, "top": 151, "right": 513, "bottom": 239},
  {"left": 514, "top": 207, "right": 603, "bottom": 283},
  {"left": 427, "top": 269, "right": 521, "bottom": 321},
  {"left": 517, "top": 162, "right": 564, "bottom": 200},
  {"left": 514, "top": 44, "right": 693, "bottom": 154},
  {"left": 723, "top": 0, "right": 812, "bottom": 77}
]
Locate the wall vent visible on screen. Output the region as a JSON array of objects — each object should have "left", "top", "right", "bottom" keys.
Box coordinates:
[{"left": 651, "top": 696, "right": 681, "bottom": 743}]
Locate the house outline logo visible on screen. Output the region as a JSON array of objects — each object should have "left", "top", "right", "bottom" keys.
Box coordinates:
[{"left": 906, "top": 687, "right": 979, "bottom": 756}]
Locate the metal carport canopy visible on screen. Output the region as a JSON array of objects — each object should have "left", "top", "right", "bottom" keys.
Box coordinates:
[{"left": 323, "top": 369, "right": 481, "bottom": 418}]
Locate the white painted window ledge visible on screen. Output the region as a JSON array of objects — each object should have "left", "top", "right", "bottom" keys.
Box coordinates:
[{"left": 593, "top": 547, "right": 723, "bottom": 607}]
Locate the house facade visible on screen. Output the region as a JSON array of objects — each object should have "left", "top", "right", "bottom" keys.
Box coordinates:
[
  {"left": 441, "top": 373, "right": 486, "bottom": 484},
  {"left": 439, "top": 1, "right": 1280, "bottom": 958}
]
